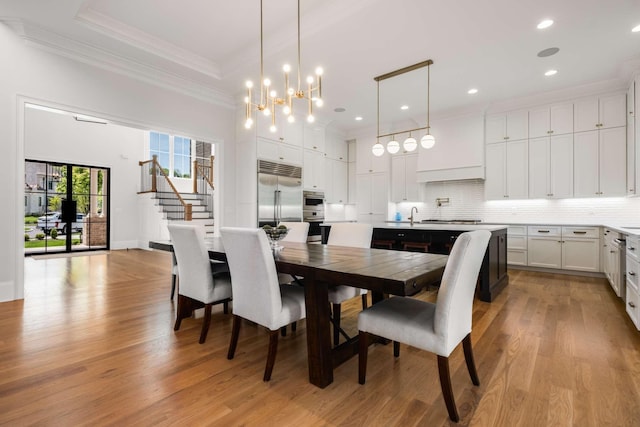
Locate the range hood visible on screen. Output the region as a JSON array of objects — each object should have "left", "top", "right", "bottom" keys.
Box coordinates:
[
  {"left": 416, "top": 165, "right": 484, "bottom": 183},
  {"left": 415, "top": 112, "right": 485, "bottom": 183}
]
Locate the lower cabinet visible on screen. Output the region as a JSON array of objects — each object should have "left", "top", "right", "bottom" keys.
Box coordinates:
[
  {"left": 526, "top": 225, "right": 600, "bottom": 272},
  {"left": 506, "top": 225, "right": 528, "bottom": 266}
]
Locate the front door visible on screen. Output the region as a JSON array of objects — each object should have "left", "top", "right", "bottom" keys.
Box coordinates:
[{"left": 25, "top": 160, "right": 110, "bottom": 255}]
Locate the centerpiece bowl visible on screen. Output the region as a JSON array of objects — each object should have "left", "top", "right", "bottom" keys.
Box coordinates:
[{"left": 262, "top": 225, "right": 289, "bottom": 251}]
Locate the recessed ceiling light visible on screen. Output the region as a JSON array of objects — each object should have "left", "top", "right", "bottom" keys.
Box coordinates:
[
  {"left": 467, "top": 88, "right": 478, "bottom": 95},
  {"left": 633, "top": 24, "right": 640, "bottom": 32},
  {"left": 355, "top": 116, "right": 363, "bottom": 121},
  {"left": 400, "top": 105, "right": 409, "bottom": 110},
  {"left": 545, "top": 69, "right": 558, "bottom": 76},
  {"left": 537, "top": 19, "right": 554, "bottom": 29},
  {"left": 537, "top": 47, "right": 560, "bottom": 57},
  {"left": 334, "top": 107, "right": 346, "bottom": 113}
]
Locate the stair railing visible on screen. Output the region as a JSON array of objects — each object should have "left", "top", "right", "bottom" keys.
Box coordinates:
[
  {"left": 193, "top": 155, "right": 215, "bottom": 217},
  {"left": 139, "top": 155, "right": 192, "bottom": 221}
]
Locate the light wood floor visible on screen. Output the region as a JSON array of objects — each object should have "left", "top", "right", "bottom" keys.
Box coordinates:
[{"left": 1, "top": 249, "right": 639, "bottom": 426}]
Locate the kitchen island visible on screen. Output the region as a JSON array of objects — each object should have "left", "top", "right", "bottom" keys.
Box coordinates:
[{"left": 320, "top": 222, "right": 509, "bottom": 302}]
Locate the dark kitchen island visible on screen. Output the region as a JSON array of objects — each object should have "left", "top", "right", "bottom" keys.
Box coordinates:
[{"left": 320, "top": 222, "right": 509, "bottom": 302}]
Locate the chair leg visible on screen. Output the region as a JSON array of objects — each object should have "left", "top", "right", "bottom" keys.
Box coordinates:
[
  {"left": 462, "top": 333, "right": 480, "bottom": 386},
  {"left": 437, "top": 355, "right": 460, "bottom": 423},
  {"left": 264, "top": 329, "right": 279, "bottom": 381},
  {"left": 280, "top": 326, "right": 287, "bottom": 337},
  {"left": 358, "top": 331, "right": 368, "bottom": 384},
  {"left": 223, "top": 301, "right": 229, "bottom": 315},
  {"left": 227, "top": 315, "right": 241, "bottom": 359},
  {"left": 174, "top": 294, "right": 190, "bottom": 331},
  {"left": 170, "top": 274, "right": 177, "bottom": 300},
  {"left": 393, "top": 341, "right": 400, "bottom": 357},
  {"left": 291, "top": 321, "right": 297, "bottom": 332},
  {"left": 332, "top": 303, "right": 341, "bottom": 346},
  {"left": 199, "top": 303, "right": 212, "bottom": 344},
  {"left": 361, "top": 292, "right": 368, "bottom": 309}
]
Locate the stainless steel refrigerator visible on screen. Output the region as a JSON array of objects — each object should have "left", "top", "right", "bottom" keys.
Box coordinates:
[{"left": 257, "top": 160, "right": 303, "bottom": 226}]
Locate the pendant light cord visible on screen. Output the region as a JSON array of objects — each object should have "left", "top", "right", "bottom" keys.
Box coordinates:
[{"left": 297, "top": 0, "right": 302, "bottom": 92}]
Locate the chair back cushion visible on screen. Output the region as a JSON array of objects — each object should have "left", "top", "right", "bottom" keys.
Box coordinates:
[
  {"left": 434, "top": 230, "right": 491, "bottom": 354},
  {"left": 279, "top": 222, "right": 310, "bottom": 243},
  {"left": 168, "top": 223, "right": 230, "bottom": 303},
  {"left": 327, "top": 223, "right": 373, "bottom": 248},
  {"left": 220, "top": 227, "right": 283, "bottom": 329}
]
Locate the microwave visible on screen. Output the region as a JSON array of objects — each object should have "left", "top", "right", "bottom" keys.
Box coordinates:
[{"left": 303, "top": 191, "right": 325, "bottom": 208}]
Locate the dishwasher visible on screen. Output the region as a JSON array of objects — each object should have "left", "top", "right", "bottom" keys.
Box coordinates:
[{"left": 611, "top": 236, "right": 626, "bottom": 303}]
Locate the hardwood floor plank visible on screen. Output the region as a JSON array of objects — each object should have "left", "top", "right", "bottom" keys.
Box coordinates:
[{"left": 0, "top": 251, "right": 638, "bottom": 425}]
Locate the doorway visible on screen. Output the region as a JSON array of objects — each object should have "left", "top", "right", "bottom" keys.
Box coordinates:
[{"left": 25, "top": 160, "right": 110, "bottom": 255}]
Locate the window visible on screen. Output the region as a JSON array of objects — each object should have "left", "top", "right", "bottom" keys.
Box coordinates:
[
  {"left": 173, "top": 136, "right": 191, "bottom": 178},
  {"left": 149, "top": 132, "right": 193, "bottom": 178}
]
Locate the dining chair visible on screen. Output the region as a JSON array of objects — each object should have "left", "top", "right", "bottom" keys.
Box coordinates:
[
  {"left": 326, "top": 222, "right": 373, "bottom": 345},
  {"left": 168, "top": 223, "right": 232, "bottom": 344},
  {"left": 357, "top": 230, "right": 491, "bottom": 423},
  {"left": 278, "top": 221, "right": 310, "bottom": 285},
  {"left": 170, "top": 252, "right": 178, "bottom": 300},
  {"left": 220, "top": 227, "right": 307, "bottom": 381}
]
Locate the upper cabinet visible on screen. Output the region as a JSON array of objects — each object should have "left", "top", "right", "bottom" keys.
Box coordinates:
[
  {"left": 528, "top": 103, "right": 573, "bottom": 138},
  {"left": 256, "top": 114, "right": 304, "bottom": 146},
  {"left": 628, "top": 78, "right": 639, "bottom": 196},
  {"left": 574, "top": 127, "right": 627, "bottom": 197},
  {"left": 391, "top": 154, "right": 419, "bottom": 202},
  {"left": 485, "top": 110, "right": 528, "bottom": 143},
  {"left": 325, "top": 130, "right": 348, "bottom": 161},
  {"left": 356, "top": 137, "right": 389, "bottom": 174},
  {"left": 303, "top": 125, "right": 326, "bottom": 153},
  {"left": 528, "top": 134, "right": 573, "bottom": 199},
  {"left": 574, "top": 93, "right": 626, "bottom": 132},
  {"left": 485, "top": 140, "right": 528, "bottom": 200}
]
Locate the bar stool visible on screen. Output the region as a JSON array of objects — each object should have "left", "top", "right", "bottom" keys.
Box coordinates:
[
  {"left": 402, "top": 241, "right": 430, "bottom": 252},
  {"left": 372, "top": 239, "right": 394, "bottom": 249}
]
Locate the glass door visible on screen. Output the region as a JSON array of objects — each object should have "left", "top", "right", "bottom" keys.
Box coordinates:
[{"left": 25, "top": 160, "right": 110, "bottom": 255}]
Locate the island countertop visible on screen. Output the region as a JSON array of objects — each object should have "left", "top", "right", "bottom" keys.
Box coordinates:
[{"left": 320, "top": 222, "right": 508, "bottom": 232}]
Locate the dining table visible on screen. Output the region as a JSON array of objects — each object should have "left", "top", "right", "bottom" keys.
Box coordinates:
[{"left": 149, "top": 237, "right": 448, "bottom": 388}]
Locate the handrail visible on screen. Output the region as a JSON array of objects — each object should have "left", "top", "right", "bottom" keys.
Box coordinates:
[
  {"left": 192, "top": 155, "right": 215, "bottom": 193},
  {"left": 139, "top": 155, "right": 192, "bottom": 221}
]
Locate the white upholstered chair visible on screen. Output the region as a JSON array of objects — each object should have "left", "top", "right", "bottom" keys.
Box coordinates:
[
  {"left": 221, "top": 227, "right": 307, "bottom": 381},
  {"left": 168, "top": 223, "right": 233, "bottom": 344},
  {"left": 326, "top": 223, "right": 373, "bottom": 345},
  {"left": 357, "top": 230, "right": 491, "bottom": 422},
  {"left": 277, "top": 221, "right": 310, "bottom": 285}
]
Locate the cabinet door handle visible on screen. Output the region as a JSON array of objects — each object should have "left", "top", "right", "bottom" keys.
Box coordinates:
[
  {"left": 398, "top": 233, "right": 405, "bottom": 237},
  {"left": 629, "top": 247, "right": 636, "bottom": 251},
  {"left": 630, "top": 301, "right": 636, "bottom": 308},
  {"left": 538, "top": 230, "right": 550, "bottom": 233},
  {"left": 629, "top": 272, "right": 636, "bottom": 276},
  {"left": 573, "top": 231, "right": 587, "bottom": 235}
]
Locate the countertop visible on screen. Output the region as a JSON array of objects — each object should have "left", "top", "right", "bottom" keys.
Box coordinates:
[
  {"left": 321, "top": 222, "right": 508, "bottom": 232},
  {"left": 482, "top": 222, "right": 640, "bottom": 236}
]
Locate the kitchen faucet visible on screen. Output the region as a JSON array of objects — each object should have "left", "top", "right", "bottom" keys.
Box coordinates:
[{"left": 409, "top": 206, "right": 418, "bottom": 226}]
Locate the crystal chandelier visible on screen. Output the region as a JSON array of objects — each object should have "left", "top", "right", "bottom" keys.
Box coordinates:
[
  {"left": 244, "top": 0, "right": 324, "bottom": 131},
  {"left": 372, "top": 60, "right": 436, "bottom": 156}
]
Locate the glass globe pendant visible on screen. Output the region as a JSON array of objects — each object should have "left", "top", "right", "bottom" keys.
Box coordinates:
[
  {"left": 403, "top": 133, "right": 417, "bottom": 152},
  {"left": 421, "top": 133, "right": 435, "bottom": 149},
  {"left": 387, "top": 138, "right": 400, "bottom": 154}
]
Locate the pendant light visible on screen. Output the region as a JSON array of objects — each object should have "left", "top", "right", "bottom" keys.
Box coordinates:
[{"left": 420, "top": 62, "right": 435, "bottom": 149}]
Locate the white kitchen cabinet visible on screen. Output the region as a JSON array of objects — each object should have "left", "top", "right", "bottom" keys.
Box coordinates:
[
  {"left": 527, "top": 226, "right": 601, "bottom": 272},
  {"left": 391, "top": 154, "right": 419, "bottom": 202},
  {"left": 303, "top": 125, "right": 326, "bottom": 153},
  {"left": 507, "top": 225, "right": 528, "bottom": 266},
  {"left": 574, "top": 93, "right": 626, "bottom": 132},
  {"left": 574, "top": 127, "right": 626, "bottom": 197},
  {"left": 485, "top": 110, "right": 528, "bottom": 144},
  {"left": 325, "top": 131, "right": 348, "bottom": 161},
  {"left": 257, "top": 137, "right": 302, "bottom": 165},
  {"left": 303, "top": 149, "right": 325, "bottom": 190},
  {"left": 528, "top": 102, "right": 574, "bottom": 139},
  {"left": 256, "top": 114, "right": 304, "bottom": 146},
  {"left": 628, "top": 78, "right": 638, "bottom": 196},
  {"left": 603, "top": 228, "right": 622, "bottom": 296},
  {"left": 356, "top": 172, "right": 388, "bottom": 223},
  {"left": 325, "top": 158, "right": 348, "bottom": 203},
  {"left": 356, "top": 137, "right": 389, "bottom": 174},
  {"left": 626, "top": 237, "right": 640, "bottom": 330},
  {"left": 485, "top": 140, "right": 528, "bottom": 200},
  {"left": 528, "top": 134, "right": 573, "bottom": 199}
]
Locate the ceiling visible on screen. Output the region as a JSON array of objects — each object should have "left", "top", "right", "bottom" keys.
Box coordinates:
[{"left": 2, "top": 0, "right": 640, "bottom": 134}]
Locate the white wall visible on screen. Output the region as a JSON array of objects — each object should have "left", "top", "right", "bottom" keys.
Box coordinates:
[
  {"left": 24, "top": 108, "right": 144, "bottom": 249},
  {"left": 0, "top": 23, "right": 236, "bottom": 302}
]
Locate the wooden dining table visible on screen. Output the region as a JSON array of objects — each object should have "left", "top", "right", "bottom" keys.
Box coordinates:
[{"left": 149, "top": 238, "right": 448, "bottom": 388}]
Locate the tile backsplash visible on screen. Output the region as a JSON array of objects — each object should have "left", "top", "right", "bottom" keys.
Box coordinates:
[{"left": 327, "top": 179, "right": 640, "bottom": 225}]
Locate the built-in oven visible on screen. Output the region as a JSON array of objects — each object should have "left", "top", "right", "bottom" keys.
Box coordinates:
[{"left": 303, "top": 191, "right": 325, "bottom": 242}]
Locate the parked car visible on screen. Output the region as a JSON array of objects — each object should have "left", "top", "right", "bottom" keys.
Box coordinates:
[{"left": 37, "top": 212, "right": 85, "bottom": 234}]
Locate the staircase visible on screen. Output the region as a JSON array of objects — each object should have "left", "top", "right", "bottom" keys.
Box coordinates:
[{"left": 154, "top": 191, "right": 214, "bottom": 236}]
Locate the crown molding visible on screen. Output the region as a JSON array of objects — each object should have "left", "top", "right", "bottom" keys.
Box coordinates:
[
  {"left": 1, "top": 18, "right": 235, "bottom": 109},
  {"left": 75, "top": 4, "right": 222, "bottom": 80}
]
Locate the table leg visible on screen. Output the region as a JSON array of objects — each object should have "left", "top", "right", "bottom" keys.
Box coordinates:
[{"left": 303, "top": 271, "right": 333, "bottom": 388}]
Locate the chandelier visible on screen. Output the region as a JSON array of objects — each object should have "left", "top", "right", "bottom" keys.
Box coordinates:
[
  {"left": 372, "top": 60, "right": 435, "bottom": 156},
  {"left": 244, "top": 0, "right": 324, "bottom": 131}
]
